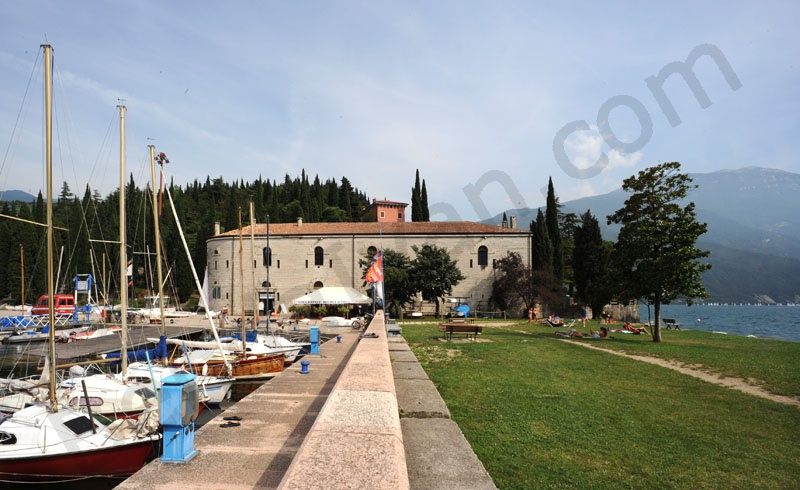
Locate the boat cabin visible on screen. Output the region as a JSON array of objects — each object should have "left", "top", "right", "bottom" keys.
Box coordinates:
[{"left": 31, "top": 294, "right": 75, "bottom": 316}]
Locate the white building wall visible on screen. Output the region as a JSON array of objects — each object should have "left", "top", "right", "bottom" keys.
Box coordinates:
[{"left": 206, "top": 231, "right": 531, "bottom": 316}]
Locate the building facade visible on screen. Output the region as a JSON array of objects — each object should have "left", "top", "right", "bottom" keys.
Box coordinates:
[{"left": 205, "top": 218, "right": 532, "bottom": 316}]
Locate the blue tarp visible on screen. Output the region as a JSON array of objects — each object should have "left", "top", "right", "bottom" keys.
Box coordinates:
[
  {"left": 454, "top": 304, "right": 471, "bottom": 316},
  {"left": 106, "top": 335, "right": 168, "bottom": 364}
]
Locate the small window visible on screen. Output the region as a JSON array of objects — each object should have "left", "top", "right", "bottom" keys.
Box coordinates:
[
  {"left": 305, "top": 259, "right": 308, "bottom": 268},
  {"left": 214, "top": 260, "right": 218, "bottom": 270},
  {"left": 213, "top": 249, "right": 219, "bottom": 256},
  {"left": 398, "top": 212, "right": 402, "bottom": 219},
  {"left": 367, "top": 246, "right": 377, "bottom": 257},
  {"left": 329, "top": 259, "right": 333, "bottom": 268},
  {"left": 277, "top": 259, "right": 280, "bottom": 269},
  {"left": 380, "top": 211, "right": 385, "bottom": 218},
  {"left": 262, "top": 247, "right": 272, "bottom": 267},
  {"left": 478, "top": 246, "right": 488, "bottom": 267},
  {"left": 226, "top": 260, "right": 229, "bottom": 269},
  {"left": 314, "top": 281, "right": 324, "bottom": 289},
  {"left": 314, "top": 246, "right": 324, "bottom": 266},
  {"left": 470, "top": 259, "right": 473, "bottom": 268}
]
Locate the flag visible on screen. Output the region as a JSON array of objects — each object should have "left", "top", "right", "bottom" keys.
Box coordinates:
[{"left": 364, "top": 251, "right": 383, "bottom": 283}]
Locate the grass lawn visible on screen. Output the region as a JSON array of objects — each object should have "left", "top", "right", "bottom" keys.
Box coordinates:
[{"left": 401, "top": 319, "right": 800, "bottom": 489}]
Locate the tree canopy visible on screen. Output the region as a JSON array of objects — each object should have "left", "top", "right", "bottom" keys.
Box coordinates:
[
  {"left": 409, "top": 244, "right": 464, "bottom": 317},
  {"left": 607, "top": 162, "right": 711, "bottom": 342}
]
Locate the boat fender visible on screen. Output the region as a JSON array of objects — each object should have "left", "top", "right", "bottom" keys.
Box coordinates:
[
  {"left": 202, "top": 364, "right": 208, "bottom": 377},
  {"left": 0, "top": 431, "right": 16, "bottom": 445}
]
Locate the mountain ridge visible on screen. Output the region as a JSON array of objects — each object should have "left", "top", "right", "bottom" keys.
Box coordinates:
[{"left": 488, "top": 167, "right": 800, "bottom": 303}]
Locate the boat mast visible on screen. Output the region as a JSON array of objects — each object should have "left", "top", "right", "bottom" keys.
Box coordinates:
[
  {"left": 118, "top": 104, "right": 128, "bottom": 377},
  {"left": 43, "top": 44, "right": 57, "bottom": 410},
  {"left": 238, "top": 208, "right": 246, "bottom": 352},
  {"left": 249, "top": 201, "right": 257, "bottom": 328},
  {"left": 149, "top": 146, "right": 167, "bottom": 346},
  {"left": 19, "top": 245, "right": 24, "bottom": 313}
]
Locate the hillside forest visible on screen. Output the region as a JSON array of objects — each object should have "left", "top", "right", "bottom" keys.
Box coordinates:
[{"left": 0, "top": 172, "right": 381, "bottom": 307}]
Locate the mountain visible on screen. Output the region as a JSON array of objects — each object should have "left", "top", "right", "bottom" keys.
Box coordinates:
[
  {"left": 0, "top": 190, "right": 36, "bottom": 202},
  {"left": 490, "top": 167, "right": 800, "bottom": 303}
]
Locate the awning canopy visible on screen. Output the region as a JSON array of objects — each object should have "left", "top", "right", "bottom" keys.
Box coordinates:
[{"left": 292, "top": 287, "right": 372, "bottom": 305}]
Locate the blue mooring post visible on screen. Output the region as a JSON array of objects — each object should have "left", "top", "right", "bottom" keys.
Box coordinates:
[
  {"left": 310, "top": 326, "right": 319, "bottom": 354},
  {"left": 336, "top": 335, "right": 342, "bottom": 343},
  {"left": 160, "top": 373, "right": 199, "bottom": 463},
  {"left": 300, "top": 360, "right": 310, "bottom": 374}
]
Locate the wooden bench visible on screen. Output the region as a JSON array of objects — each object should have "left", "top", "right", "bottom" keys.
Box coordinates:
[
  {"left": 663, "top": 318, "right": 681, "bottom": 330},
  {"left": 438, "top": 322, "right": 483, "bottom": 341}
]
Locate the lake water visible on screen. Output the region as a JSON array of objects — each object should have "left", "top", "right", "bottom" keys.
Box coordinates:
[{"left": 638, "top": 304, "right": 800, "bottom": 342}]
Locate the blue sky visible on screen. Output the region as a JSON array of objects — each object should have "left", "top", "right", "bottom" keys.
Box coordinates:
[{"left": 0, "top": 1, "right": 797, "bottom": 222}]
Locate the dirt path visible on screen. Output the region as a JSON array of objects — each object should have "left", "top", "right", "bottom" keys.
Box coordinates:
[{"left": 563, "top": 340, "right": 800, "bottom": 408}]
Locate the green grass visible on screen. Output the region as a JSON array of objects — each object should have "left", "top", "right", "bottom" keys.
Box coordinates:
[{"left": 401, "top": 319, "right": 800, "bottom": 489}]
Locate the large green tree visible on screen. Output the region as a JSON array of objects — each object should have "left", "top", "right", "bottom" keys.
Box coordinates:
[
  {"left": 572, "top": 210, "right": 613, "bottom": 320},
  {"left": 409, "top": 244, "right": 464, "bottom": 317},
  {"left": 607, "top": 162, "right": 710, "bottom": 342}
]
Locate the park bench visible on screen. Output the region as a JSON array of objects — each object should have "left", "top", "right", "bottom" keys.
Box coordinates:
[
  {"left": 438, "top": 322, "right": 483, "bottom": 341},
  {"left": 663, "top": 318, "right": 681, "bottom": 330}
]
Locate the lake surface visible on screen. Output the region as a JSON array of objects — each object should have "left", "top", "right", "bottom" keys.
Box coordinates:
[{"left": 638, "top": 304, "right": 800, "bottom": 342}]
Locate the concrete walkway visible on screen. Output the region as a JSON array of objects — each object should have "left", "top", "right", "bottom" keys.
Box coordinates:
[
  {"left": 118, "top": 328, "right": 360, "bottom": 489},
  {"left": 119, "top": 318, "right": 496, "bottom": 489}
]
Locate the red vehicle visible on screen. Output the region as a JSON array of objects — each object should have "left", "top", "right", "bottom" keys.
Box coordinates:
[{"left": 31, "top": 294, "right": 75, "bottom": 316}]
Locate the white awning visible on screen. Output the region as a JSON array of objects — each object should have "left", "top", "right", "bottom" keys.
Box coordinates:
[{"left": 292, "top": 287, "right": 372, "bottom": 305}]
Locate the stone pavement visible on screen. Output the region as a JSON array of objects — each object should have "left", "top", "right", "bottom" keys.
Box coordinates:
[{"left": 119, "top": 316, "right": 497, "bottom": 489}]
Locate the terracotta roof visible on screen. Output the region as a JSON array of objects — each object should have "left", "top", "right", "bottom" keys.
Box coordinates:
[{"left": 216, "top": 221, "right": 529, "bottom": 237}]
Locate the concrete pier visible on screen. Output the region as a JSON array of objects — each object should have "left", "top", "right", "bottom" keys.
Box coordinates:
[{"left": 119, "top": 312, "right": 496, "bottom": 489}]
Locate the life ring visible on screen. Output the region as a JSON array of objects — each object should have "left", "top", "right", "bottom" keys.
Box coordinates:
[{"left": 0, "top": 431, "right": 17, "bottom": 445}]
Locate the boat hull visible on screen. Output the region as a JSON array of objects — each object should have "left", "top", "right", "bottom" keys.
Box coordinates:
[
  {"left": 0, "top": 436, "right": 158, "bottom": 482},
  {"left": 181, "top": 353, "right": 285, "bottom": 380}
]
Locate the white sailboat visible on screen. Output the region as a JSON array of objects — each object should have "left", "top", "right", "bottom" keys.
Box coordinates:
[{"left": 0, "top": 46, "right": 161, "bottom": 482}]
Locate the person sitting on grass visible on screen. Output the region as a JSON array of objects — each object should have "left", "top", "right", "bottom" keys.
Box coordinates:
[{"left": 623, "top": 321, "right": 649, "bottom": 335}]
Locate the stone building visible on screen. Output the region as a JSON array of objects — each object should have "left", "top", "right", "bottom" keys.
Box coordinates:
[{"left": 205, "top": 212, "right": 532, "bottom": 317}]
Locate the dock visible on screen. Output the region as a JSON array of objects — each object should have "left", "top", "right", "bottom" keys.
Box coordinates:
[{"left": 118, "top": 311, "right": 496, "bottom": 489}]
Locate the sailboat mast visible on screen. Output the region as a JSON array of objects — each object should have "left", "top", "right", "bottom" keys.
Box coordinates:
[
  {"left": 19, "top": 245, "right": 24, "bottom": 312},
  {"left": 149, "top": 146, "right": 166, "bottom": 339},
  {"left": 249, "top": 201, "right": 257, "bottom": 327},
  {"left": 43, "top": 44, "right": 57, "bottom": 410},
  {"left": 118, "top": 105, "right": 128, "bottom": 376},
  {"left": 238, "top": 208, "right": 246, "bottom": 352}
]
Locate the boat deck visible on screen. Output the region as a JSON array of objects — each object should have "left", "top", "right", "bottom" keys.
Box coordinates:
[{"left": 15, "top": 324, "right": 205, "bottom": 361}]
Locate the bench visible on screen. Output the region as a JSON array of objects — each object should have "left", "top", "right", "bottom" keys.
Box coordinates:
[
  {"left": 438, "top": 322, "right": 483, "bottom": 341},
  {"left": 663, "top": 318, "right": 681, "bottom": 330}
]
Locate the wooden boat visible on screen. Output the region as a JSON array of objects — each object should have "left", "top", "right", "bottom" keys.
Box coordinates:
[{"left": 172, "top": 349, "right": 285, "bottom": 380}]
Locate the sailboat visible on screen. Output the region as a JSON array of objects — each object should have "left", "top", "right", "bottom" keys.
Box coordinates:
[
  {"left": 0, "top": 45, "right": 161, "bottom": 482},
  {"left": 157, "top": 168, "right": 286, "bottom": 380},
  {"left": 121, "top": 145, "right": 232, "bottom": 405}
]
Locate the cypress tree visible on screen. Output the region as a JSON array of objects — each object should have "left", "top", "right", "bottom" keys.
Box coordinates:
[
  {"left": 545, "top": 177, "right": 563, "bottom": 281},
  {"left": 411, "top": 169, "right": 422, "bottom": 222},
  {"left": 421, "top": 179, "right": 430, "bottom": 221}
]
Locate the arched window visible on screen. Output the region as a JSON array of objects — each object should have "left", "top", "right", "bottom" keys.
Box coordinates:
[
  {"left": 314, "top": 246, "right": 324, "bottom": 266},
  {"left": 478, "top": 246, "right": 489, "bottom": 266},
  {"left": 262, "top": 247, "right": 272, "bottom": 267},
  {"left": 313, "top": 281, "right": 324, "bottom": 289},
  {"left": 367, "top": 245, "right": 378, "bottom": 257}
]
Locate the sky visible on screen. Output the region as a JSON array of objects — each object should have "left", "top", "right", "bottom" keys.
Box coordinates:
[{"left": 0, "top": 1, "right": 797, "bottom": 223}]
